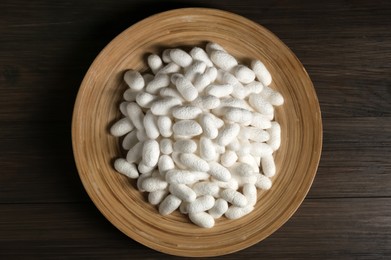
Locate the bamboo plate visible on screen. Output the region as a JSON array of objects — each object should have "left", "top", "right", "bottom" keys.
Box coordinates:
[{"left": 72, "top": 8, "right": 322, "bottom": 257}]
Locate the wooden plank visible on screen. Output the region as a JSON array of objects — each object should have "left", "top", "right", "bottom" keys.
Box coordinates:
[
  {"left": 0, "top": 198, "right": 389, "bottom": 259},
  {"left": 1, "top": 1, "right": 390, "bottom": 121},
  {"left": 243, "top": 1, "right": 391, "bottom": 119},
  {"left": 309, "top": 117, "right": 391, "bottom": 198},
  {"left": 0, "top": 117, "right": 390, "bottom": 203},
  {"left": 0, "top": 0, "right": 390, "bottom": 259},
  {"left": 0, "top": 121, "right": 89, "bottom": 203},
  {"left": 245, "top": 198, "right": 391, "bottom": 259}
]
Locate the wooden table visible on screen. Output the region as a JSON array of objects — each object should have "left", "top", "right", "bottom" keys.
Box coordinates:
[{"left": 1, "top": 0, "right": 390, "bottom": 258}]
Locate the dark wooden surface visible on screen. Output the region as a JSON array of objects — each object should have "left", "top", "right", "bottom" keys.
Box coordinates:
[{"left": 1, "top": 0, "right": 390, "bottom": 258}]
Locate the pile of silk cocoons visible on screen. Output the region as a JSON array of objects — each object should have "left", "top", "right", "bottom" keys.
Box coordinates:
[{"left": 110, "top": 42, "right": 283, "bottom": 228}]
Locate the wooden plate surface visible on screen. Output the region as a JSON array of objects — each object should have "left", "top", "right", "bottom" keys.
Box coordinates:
[{"left": 72, "top": 8, "right": 322, "bottom": 257}]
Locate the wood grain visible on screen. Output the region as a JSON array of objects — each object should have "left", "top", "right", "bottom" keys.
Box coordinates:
[
  {"left": 1, "top": 0, "right": 390, "bottom": 258},
  {"left": 0, "top": 117, "right": 389, "bottom": 203},
  {"left": 0, "top": 199, "right": 389, "bottom": 259}
]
